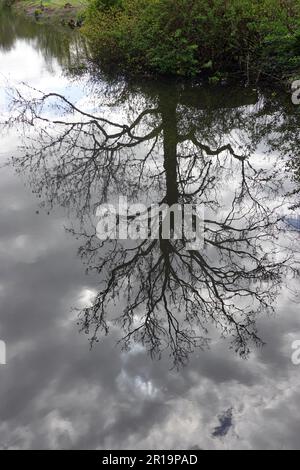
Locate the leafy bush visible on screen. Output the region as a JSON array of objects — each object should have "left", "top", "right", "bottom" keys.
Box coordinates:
[
  {"left": 34, "top": 8, "right": 42, "bottom": 20},
  {"left": 83, "top": 0, "right": 300, "bottom": 79}
]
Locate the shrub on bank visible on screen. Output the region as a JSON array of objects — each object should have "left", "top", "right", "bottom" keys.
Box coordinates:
[{"left": 83, "top": 0, "right": 300, "bottom": 80}]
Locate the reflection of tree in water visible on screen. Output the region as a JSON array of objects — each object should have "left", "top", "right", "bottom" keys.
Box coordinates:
[
  {"left": 4, "top": 80, "right": 299, "bottom": 366},
  {"left": 0, "top": 5, "right": 88, "bottom": 72},
  {"left": 259, "top": 95, "right": 300, "bottom": 210}
]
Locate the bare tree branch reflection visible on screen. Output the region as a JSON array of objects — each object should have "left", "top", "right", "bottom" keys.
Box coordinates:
[{"left": 3, "top": 81, "right": 298, "bottom": 366}]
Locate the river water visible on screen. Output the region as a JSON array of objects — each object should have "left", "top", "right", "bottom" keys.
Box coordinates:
[{"left": 1, "top": 5, "right": 300, "bottom": 450}]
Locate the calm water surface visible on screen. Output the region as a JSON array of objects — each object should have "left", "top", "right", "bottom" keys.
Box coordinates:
[{"left": 1, "top": 6, "right": 300, "bottom": 450}]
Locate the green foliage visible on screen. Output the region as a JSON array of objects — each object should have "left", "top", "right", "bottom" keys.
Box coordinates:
[
  {"left": 92, "top": 0, "right": 123, "bottom": 10},
  {"left": 83, "top": 0, "right": 300, "bottom": 79},
  {"left": 34, "top": 8, "right": 42, "bottom": 19}
]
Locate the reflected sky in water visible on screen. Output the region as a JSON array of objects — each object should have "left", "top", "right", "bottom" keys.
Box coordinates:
[{"left": 1, "top": 6, "right": 300, "bottom": 450}]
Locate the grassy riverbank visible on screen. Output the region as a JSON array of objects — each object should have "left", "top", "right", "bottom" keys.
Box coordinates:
[
  {"left": 83, "top": 0, "right": 300, "bottom": 83},
  {"left": 9, "top": 0, "right": 86, "bottom": 26}
]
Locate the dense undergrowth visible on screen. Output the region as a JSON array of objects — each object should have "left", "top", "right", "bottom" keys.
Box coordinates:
[{"left": 83, "top": 0, "right": 300, "bottom": 81}]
